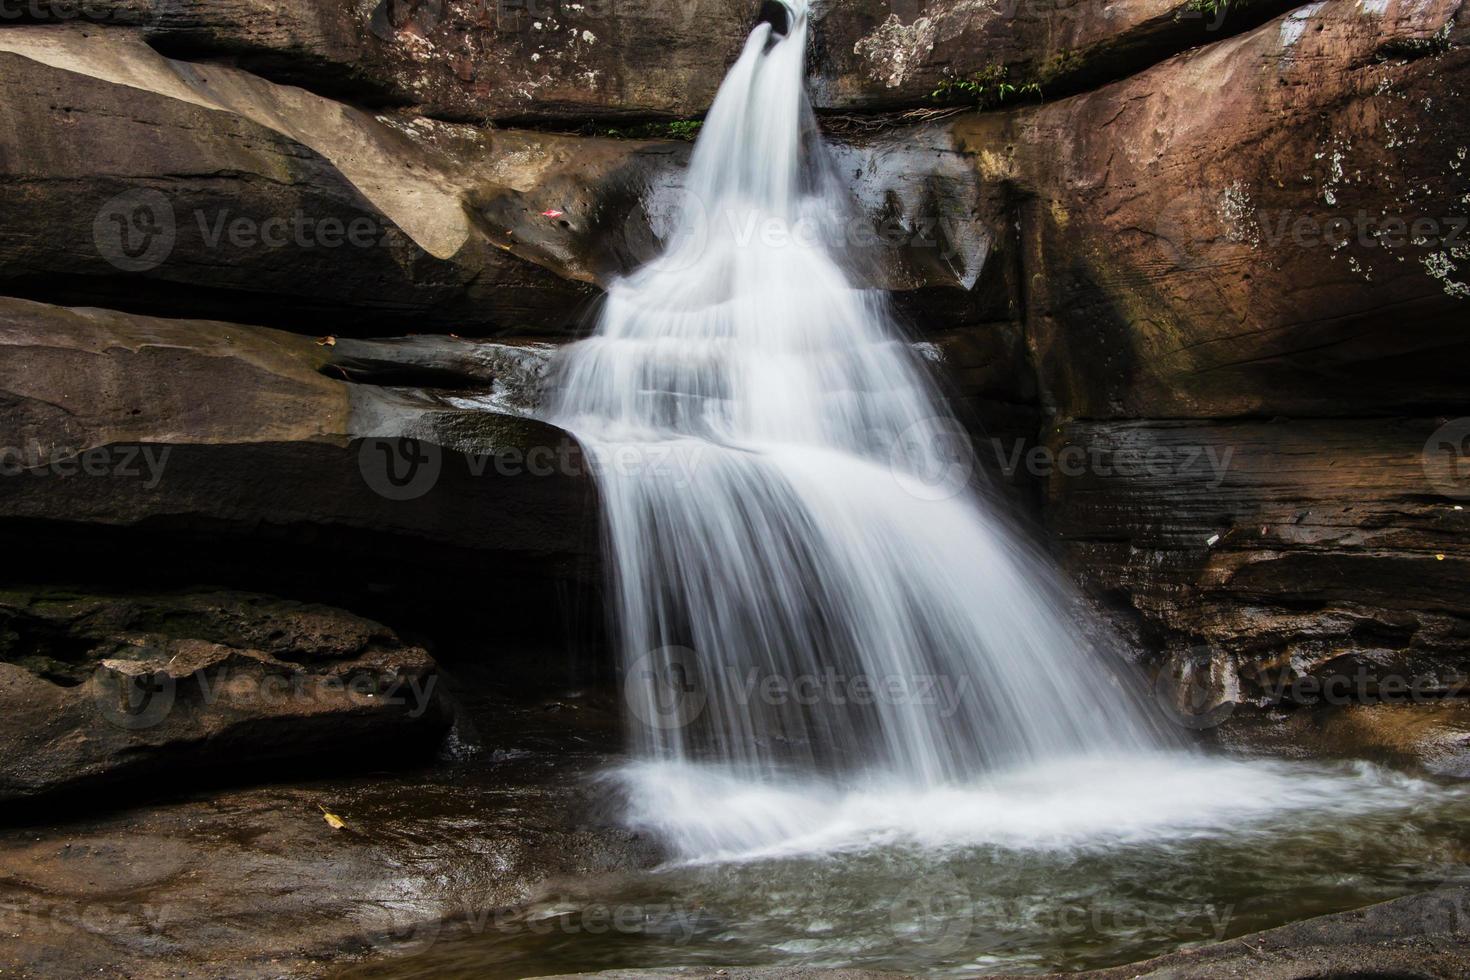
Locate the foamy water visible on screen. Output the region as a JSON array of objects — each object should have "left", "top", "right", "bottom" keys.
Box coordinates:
[{"left": 615, "top": 752, "right": 1454, "bottom": 861}]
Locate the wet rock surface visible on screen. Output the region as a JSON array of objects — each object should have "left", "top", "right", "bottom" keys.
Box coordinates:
[
  {"left": 0, "top": 25, "right": 597, "bottom": 336},
  {"left": 0, "top": 296, "right": 599, "bottom": 622},
  {"left": 1044, "top": 417, "right": 1470, "bottom": 700},
  {"left": 920, "top": 0, "right": 1470, "bottom": 699},
  {"left": 0, "top": 686, "right": 653, "bottom": 978},
  {"left": 0, "top": 588, "right": 450, "bottom": 804}
]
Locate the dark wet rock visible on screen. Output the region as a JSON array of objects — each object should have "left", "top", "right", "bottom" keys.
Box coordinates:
[
  {"left": 954, "top": 0, "right": 1470, "bottom": 419},
  {"left": 0, "top": 25, "right": 595, "bottom": 337},
  {"left": 0, "top": 587, "right": 450, "bottom": 804},
  {"left": 1044, "top": 418, "right": 1470, "bottom": 703},
  {"left": 0, "top": 296, "right": 599, "bottom": 630},
  {"left": 995, "top": 885, "right": 1470, "bottom": 979},
  {"left": 1217, "top": 701, "right": 1470, "bottom": 777},
  {"left": 328, "top": 334, "right": 554, "bottom": 408},
  {"left": 0, "top": 695, "right": 656, "bottom": 977}
]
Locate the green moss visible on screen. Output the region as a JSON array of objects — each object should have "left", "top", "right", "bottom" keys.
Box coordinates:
[
  {"left": 1179, "top": 0, "right": 1230, "bottom": 21},
  {"left": 930, "top": 64, "right": 1042, "bottom": 110},
  {"left": 594, "top": 119, "right": 704, "bottom": 141},
  {"left": 1038, "top": 49, "right": 1083, "bottom": 86}
]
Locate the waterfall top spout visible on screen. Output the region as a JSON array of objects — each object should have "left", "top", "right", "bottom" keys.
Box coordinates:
[{"left": 757, "top": 0, "right": 802, "bottom": 37}]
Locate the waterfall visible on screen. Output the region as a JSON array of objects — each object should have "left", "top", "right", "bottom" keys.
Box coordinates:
[{"left": 546, "top": 0, "right": 1166, "bottom": 849}]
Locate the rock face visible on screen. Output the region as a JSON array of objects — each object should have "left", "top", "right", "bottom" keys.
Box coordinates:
[
  {"left": 0, "top": 687, "right": 655, "bottom": 977},
  {"left": 0, "top": 22, "right": 1003, "bottom": 338},
  {"left": 144, "top": 0, "right": 756, "bottom": 122},
  {"left": 0, "top": 588, "right": 450, "bottom": 804},
  {"left": 958, "top": 0, "right": 1470, "bottom": 421},
  {"left": 916, "top": 0, "right": 1470, "bottom": 709},
  {"left": 120, "top": 0, "right": 1308, "bottom": 119},
  {"left": 0, "top": 25, "right": 601, "bottom": 336},
  {"left": 811, "top": 0, "right": 1303, "bottom": 109},
  {"left": 0, "top": 0, "right": 1463, "bottom": 977},
  {"left": 0, "top": 297, "right": 599, "bottom": 636}
]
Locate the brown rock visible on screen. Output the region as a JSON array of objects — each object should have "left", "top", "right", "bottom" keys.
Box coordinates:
[
  {"left": 955, "top": 0, "right": 1470, "bottom": 419},
  {"left": 0, "top": 25, "right": 595, "bottom": 336},
  {"left": 0, "top": 296, "right": 599, "bottom": 619},
  {"left": 1044, "top": 417, "right": 1470, "bottom": 703},
  {"left": 0, "top": 588, "right": 451, "bottom": 804}
]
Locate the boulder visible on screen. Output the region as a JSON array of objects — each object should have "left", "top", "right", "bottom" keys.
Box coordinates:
[
  {"left": 994, "top": 885, "right": 1470, "bottom": 979},
  {"left": 0, "top": 24, "right": 596, "bottom": 336},
  {"left": 142, "top": 0, "right": 756, "bottom": 123},
  {"left": 1218, "top": 700, "right": 1470, "bottom": 777},
  {"left": 903, "top": 0, "right": 1470, "bottom": 686},
  {"left": 0, "top": 588, "right": 451, "bottom": 804},
  {"left": 0, "top": 296, "right": 599, "bottom": 624},
  {"left": 954, "top": 0, "right": 1470, "bottom": 419},
  {"left": 0, "top": 687, "right": 656, "bottom": 977},
  {"left": 1046, "top": 417, "right": 1470, "bottom": 712},
  {"left": 123, "top": 0, "right": 1305, "bottom": 120}
]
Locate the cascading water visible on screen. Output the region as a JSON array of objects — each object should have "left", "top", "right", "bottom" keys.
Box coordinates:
[
  {"left": 541, "top": 1, "right": 1456, "bottom": 870},
  {"left": 546, "top": 0, "right": 1167, "bottom": 842},
  {"left": 340, "top": 7, "right": 1470, "bottom": 976}
]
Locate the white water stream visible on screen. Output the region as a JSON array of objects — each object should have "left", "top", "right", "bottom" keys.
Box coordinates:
[{"left": 544, "top": 0, "right": 1446, "bottom": 863}]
